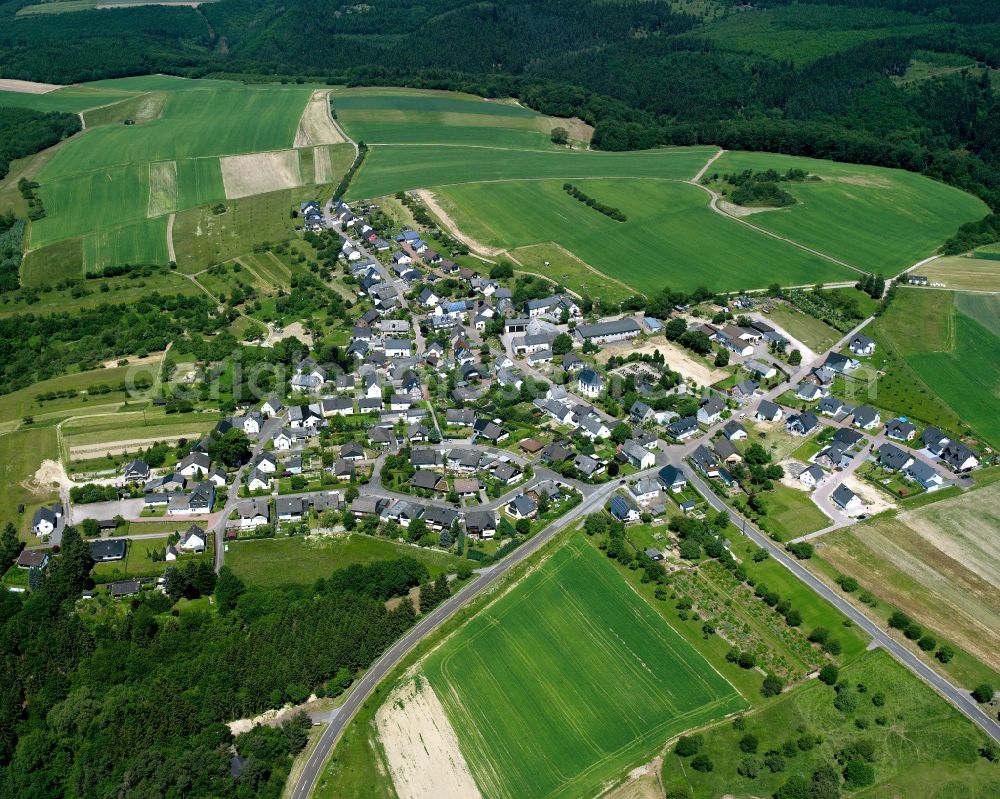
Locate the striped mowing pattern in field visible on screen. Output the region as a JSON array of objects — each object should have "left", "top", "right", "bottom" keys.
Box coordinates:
[{"left": 423, "top": 536, "right": 745, "bottom": 799}]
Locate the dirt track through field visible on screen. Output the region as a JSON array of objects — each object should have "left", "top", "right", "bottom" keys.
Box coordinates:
[
  {"left": 415, "top": 189, "right": 504, "bottom": 256},
  {"left": 148, "top": 160, "right": 178, "bottom": 216},
  {"left": 294, "top": 90, "right": 346, "bottom": 148},
  {"left": 375, "top": 675, "right": 482, "bottom": 799},
  {"left": 68, "top": 433, "right": 199, "bottom": 460},
  {"left": 220, "top": 150, "right": 301, "bottom": 199},
  {"left": 313, "top": 145, "right": 333, "bottom": 183}
]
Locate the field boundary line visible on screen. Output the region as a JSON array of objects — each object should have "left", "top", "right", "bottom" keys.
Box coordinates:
[{"left": 691, "top": 147, "right": 725, "bottom": 182}]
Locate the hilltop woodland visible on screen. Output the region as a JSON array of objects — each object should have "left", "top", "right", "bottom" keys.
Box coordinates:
[
  {"left": 0, "top": 0, "right": 999, "bottom": 244},
  {"left": 0, "top": 106, "right": 80, "bottom": 181},
  {"left": 0, "top": 526, "right": 435, "bottom": 799}
]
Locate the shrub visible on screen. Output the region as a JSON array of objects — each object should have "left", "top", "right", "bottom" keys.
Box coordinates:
[
  {"left": 674, "top": 735, "right": 702, "bottom": 757},
  {"left": 819, "top": 664, "right": 840, "bottom": 685},
  {"left": 836, "top": 575, "right": 859, "bottom": 592},
  {"left": 903, "top": 622, "right": 923, "bottom": 640},
  {"left": 972, "top": 683, "right": 995, "bottom": 704},
  {"left": 871, "top": 692, "right": 886, "bottom": 707},
  {"left": 761, "top": 674, "right": 784, "bottom": 697},
  {"left": 936, "top": 644, "right": 955, "bottom": 663},
  {"left": 764, "top": 751, "right": 786, "bottom": 773},
  {"left": 739, "top": 733, "right": 759, "bottom": 753},
  {"left": 843, "top": 759, "right": 875, "bottom": 789},
  {"left": 738, "top": 651, "right": 757, "bottom": 669},
  {"left": 823, "top": 638, "right": 842, "bottom": 656},
  {"left": 774, "top": 775, "right": 809, "bottom": 799},
  {"left": 917, "top": 634, "right": 937, "bottom": 652},
  {"left": 690, "top": 754, "right": 713, "bottom": 772},
  {"left": 888, "top": 610, "right": 912, "bottom": 629},
  {"left": 808, "top": 627, "right": 829, "bottom": 644},
  {"left": 834, "top": 690, "right": 858, "bottom": 713},
  {"left": 737, "top": 756, "right": 762, "bottom": 778}
]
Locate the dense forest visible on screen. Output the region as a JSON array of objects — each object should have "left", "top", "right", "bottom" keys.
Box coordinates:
[
  {"left": 0, "top": 530, "right": 427, "bottom": 798},
  {"left": 1, "top": 0, "right": 999, "bottom": 240},
  {"left": 0, "top": 107, "right": 80, "bottom": 181}
]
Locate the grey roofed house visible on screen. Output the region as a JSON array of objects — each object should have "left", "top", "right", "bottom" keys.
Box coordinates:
[
  {"left": 885, "top": 417, "right": 918, "bottom": 441},
  {"left": 722, "top": 420, "right": 748, "bottom": 440},
  {"left": 340, "top": 442, "right": 365, "bottom": 460},
  {"left": 465, "top": 510, "right": 496, "bottom": 536},
  {"left": 849, "top": 333, "right": 876, "bottom": 355},
  {"left": 786, "top": 411, "right": 819, "bottom": 435},
  {"left": 509, "top": 493, "right": 537, "bottom": 517},
  {"left": 630, "top": 400, "right": 653, "bottom": 423},
  {"left": 574, "top": 318, "right": 642, "bottom": 342},
  {"left": 312, "top": 492, "right": 343, "bottom": 513},
  {"left": 878, "top": 443, "right": 913, "bottom": 472},
  {"left": 89, "top": 538, "right": 127, "bottom": 562},
  {"left": 941, "top": 440, "right": 979, "bottom": 471},
  {"left": 473, "top": 419, "right": 507, "bottom": 443},
  {"left": 800, "top": 464, "right": 827, "bottom": 485},
  {"left": 904, "top": 459, "right": 945, "bottom": 489},
  {"left": 276, "top": 496, "right": 305, "bottom": 518},
  {"left": 491, "top": 461, "right": 519, "bottom": 482},
  {"left": 238, "top": 497, "right": 271, "bottom": 521},
  {"left": 423, "top": 506, "right": 459, "bottom": 530},
  {"left": 446, "top": 408, "right": 476, "bottom": 426},
  {"left": 574, "top": 453, "right": 603, "bottom": 477},
  {"left": 123, "top": 459, "right": 150, "bottom": 481},
  {"left": 541, "top": 442, "right": 574, "bottom": 463},
  {"left": 832, "top": 484, "right": 861, "bottom": 510},
  {"left": 351, "top": 496, "right": 386, "bottom": 517},
  {"left": 579, "top": 414, "right": 609, "bottom": 438},
  {"left": 411, "top": 470, "right": 444, "bottom": 491},
  {"left": 732, "top": 378, "right": 760, "bottom": 398},
  {"left": 359, "top": 397, "right": 383, "bottom": 413},
  {"left": 410, "top": 448, "right": 440, "bottom": 467},
  {"left": 698, "top": 396, "right": 725, "bottom": 421},
  {"left": 852, "top": 405, "right": 880, "bottom": 429},
  {"left": 691, "top": 444, "right": 719, "bottom": 474},
  {"left": 667, "top": 415, "right": 700, "bottom": 440},
  {"left": 368, "top": 426, "right": 396, "bottom": 446},
  {"left": 713, "top": 437, "right": 741, "bottom": 463},
  {"left": 333, "top": 459, "right": 354, "bottom": 478},
  {"left": 630, "top": 477, "right": 661, "bottom": 499},
  {"left": 796, "top": 382, "right": 822, "bottom": 401},
  {"left": 109, "top": 579, "right": 140, "bottom": 597},
  {"left": 921, "top": 426, "right": 950, "bottom": 455},
  {"left": 756, "top": 400, "right": 782, "bottom": 421},
  {"left": 449, "top": 448, "right": 482, "bottom": 470},
  {"left": 562, "top": 352, "right": 583, "bottom": 371},
  {"left": 815, "top": 442, "right": 849, "bottom": 469},
  {"left": 824, "top": 351, "right": 859, "bottom": 373},
  {"left": 145, "top": 472, "right": 186, "bottom": 493},
  {"left": 817, "top": 396, "right": 845, "bottom": 416},
  {"left": 644, "top": 547, "right": 664, "bottom": 561},
  {"left": 657, "top": 464, "right": 687, "bottom": 491},
  {"left": 832, "top": 427, "right": 865, "bottom": 448}
]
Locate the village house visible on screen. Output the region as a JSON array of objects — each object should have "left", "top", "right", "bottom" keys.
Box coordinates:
[{"left": 574, "top": 318, "right": 642, "bottom": 345}]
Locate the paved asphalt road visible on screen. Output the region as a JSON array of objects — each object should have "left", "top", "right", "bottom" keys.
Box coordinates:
[
  {"left": 683, "top": 467, "right": 1000, "bottom": 746},
  {"left": 288, "top": 480, "right": 618, "bottom": 799}
]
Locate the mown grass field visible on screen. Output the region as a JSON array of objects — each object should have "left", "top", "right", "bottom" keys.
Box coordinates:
[
  {"left": 348, "top": 144, "right": 717, "bottom": 198},
  {"left": 422, "top": 535, "right": 745, "bottom": 799},
  {"left": 434, "top": 179, "right": 850, "bottom": 294},
  {"left": 509, "top": 242, "right": 638, "bottom": 303},
  {"left": 226, "top": 533, "right": 461, "bottom": 588},
  {"left": 923, "top": 252, "right": 1000, "bottom": 292},
  {"left": 333, "top": 87, "right": 589, "bottom": 149},
  {"left": 0, "top": 427, "right": 60, "bottom": 542},
  {"left": 817, "top": 484, "right": 1000, "bottom": 682},
  {"left": 956, "top": 293, "right": 1000, "bottom": 337},
  {"left": 760, "top": 484, "right": 829, "bottom": 541},
  {"left": 712, "top": 151, "right": 988, "bottom": 275},
  {"left": 661, "top": 648, "right": 999, "bottom": 799}
]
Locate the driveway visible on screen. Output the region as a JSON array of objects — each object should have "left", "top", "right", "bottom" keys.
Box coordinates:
[{"left": 70, "top": 498, "right": 144, "bottom": 524}]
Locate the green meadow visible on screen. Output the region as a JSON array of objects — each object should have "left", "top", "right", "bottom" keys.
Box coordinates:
[
  {"left": 712, "top": 151, "right": 988, "bottom": 275},
  {"left": 423, "top": 535, "right": 745, "bottom": 799},
  {"left": 434, "top": 178, "right": 851, "bottom": 293},
  {"left": 347, "top": 144, "right": 716, "bottom": 198}
]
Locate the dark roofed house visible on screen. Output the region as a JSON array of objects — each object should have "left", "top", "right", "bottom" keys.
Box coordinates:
[
  {"left": 109, "top": 579, "right": 140, "bottom": 597},
  {"left": 852, "top": 406, "right": 881, "bottom": 430},
  {"left": 941, "top": 441, "right": 979, "bottom": 472},
  {"left": 878, "top": 443, "right": 913, "bottom": 472},
  {"left": 885, "top": 417, "right": 917, "bottom": 441},
  {"left": 17, "top": 550, "right": 49, "bottom": 570},
  {"left": 921, "top": 426, "right": 950, "bottom": 455},
  {"left": 465, "top": 510, "right": 496, "bottom": 539},
  {"left": 832, "top": 427, "right": 865, "bottom": 449},
  {"left": 786, "top": 412, "right": 819, "bottom": 436},
  {"left": 666, "top": 415, "right": 699, "bottom": 441},
  {"left": 89, "top": 538, "right": 126, "bottom": 562},
  {"left": 411, "top": 470, "right": 445, "bottom": 492}
]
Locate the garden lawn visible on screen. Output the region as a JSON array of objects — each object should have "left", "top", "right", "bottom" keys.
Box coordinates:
[
  {"left": 423, "top": 535, "right": 745, "bottom": 799},
  {"left": 661, "top": 648, "right": 999, "bottom": 799},
  {"left": 0, "top": 428, "right": 59, "bottom": 542},
  {"left": 92, "top": 536, "right": 172, "bottom": 580},
  {"left": 766, "top": 304, "right": 842, "bottom": 352},
  {"left": 760, "top": 484, "right": 829, "bottom": 541},
  {"left": 713, "top": 151, "right": 988, "bottom": 275},
  {"left": 434, "top": 179, "right": 849, "bottom": 294},
  {"left": 225, "top": 534, "right": 460, "bottom": 588}
]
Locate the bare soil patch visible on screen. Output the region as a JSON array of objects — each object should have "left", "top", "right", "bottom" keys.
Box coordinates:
[
  {"left": 597, "top": 339, "right": 727, "bottom": 387},
  {"left": 294, "top": 90, "right": 346, "bottom": 148},
  {"left": 30, "top": 459, "right": 70, "bottom": 493},
  {"left": 220, "top": 150, "right": 301, "bottom": 200},
  {"left": 312, "top": 145, "right": 333, "bottom": 183},
  {"left": 718, "top": 199, "right": 778, "bottom": 218},
  {"left": 0, "top": 78, "right": 62, "bottom": 93},
  {"left": 841, "top": 473, "right": 897, "bottom": 516},
  {"left": 415, "top": 189, "right": 504, "bottom": 256},
  {"left": 265, "top": 321, "right": 313, "bottom": 348},
  {"left": 600, "top": 758, "right": 664, "bottom": 799},
  {"left": 375, "top": 674, "right": 482, "bottom": 799}
]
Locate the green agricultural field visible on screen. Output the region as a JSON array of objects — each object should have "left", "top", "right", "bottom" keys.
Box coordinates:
[
  {"left": 172, "top": 189, "right": 304, "bottom": 271},
  {"left": 83, "top": 91, "right": 168, "bottom": 127},
  {"left": 225, "top": 534, "right": 461, "bottom": 588},
  {"left": 421, "top": 535, "right": 745, "bottom": 799},
  {"left": 348, "top": 144, "right": 717, "bottom": 198},
  {"left": 19, "top": 237, "right": 84, "bottom": 286},
  {"left": 712, "top": 151, "right": 988, "bottom": 275},
  {"left": 434, "top": 178, "right": 850, "bottom": 293},
  {"left": 661, "top": 649, "right": 999, "bottom": 799},
  {"left": 333, "top": 87, "right": 589, "bottom": 150},
  {"left": 82, "top": 217, "right": 168, "bottom": 271},
  {"left": 956, "top": 293, "right": 1000, "bottom": 337},
  {"left": 923, "top": 251, "right": 1000, "bottom": 293},
  {"left": 0, "top": 84, "right": 139, "bottom": 113}
]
